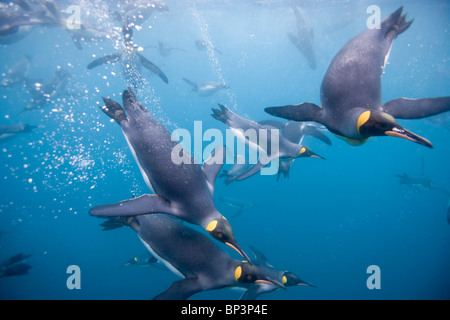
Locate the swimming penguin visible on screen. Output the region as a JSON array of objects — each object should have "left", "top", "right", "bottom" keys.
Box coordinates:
[
  {"left": 111, "top": 214, "right": 283, "bottom": 300},
  {"left": 287, "top": 5, "right": 316, "bottom": 70},
  {"left": 146, "top": 41, "right": 188, "bottom": 57},
  {"left": 20, "top": 68, "right": 70, "bottom": 113},
  {"left": 258, "top": 120, "right": 331, "bottom": 181},
  {"left": 87, "top": 22, "right": 168, "bottom": 88},
  {"left": 195, "top": 39, "right": 222, "bottom": 55},
  {"left": 0, "top": 263, "right": 32, "bottom": 278},
  {"left": 182, "top": 78, "right": 228, "bottom": 97},
  {"left": 89, "top": 88, "right": 251, "bottom": 262},
  {"left": 1, "top": 55, "right": 32, "bottom": 89},
  {"left": 240, "top": 246, "right": 315, "bottom": 300},
  {"left": 0, "top": 253, "right": 31, "bottom": 269},
  {"left": 0, "top": 123, "right": 36, "bottom": 143},
  {"left": 211, "top": 104, "right": 324, "bottom": 182},
  {"left": 0, "top": 0, "right": 60, "bottom": 44},
  {"left": 265, "top": 7, "right": 450, "bottom": 148}
]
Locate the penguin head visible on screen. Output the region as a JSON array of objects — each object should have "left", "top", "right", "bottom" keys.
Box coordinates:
[
  {"left": 206, "top": 216, "right": 251, "bottom": 263},
  {"left": 357, "top": 110, "right": 433, "bottom": 148},
  {"left": 297, "top": 146, "right": 326, "bottom": 160},
  {"left": 282, "top": 271, "right": 315, "bottom": 287},
  {"left": 234, "top": 262, "right": 285, "bottom": 288}
]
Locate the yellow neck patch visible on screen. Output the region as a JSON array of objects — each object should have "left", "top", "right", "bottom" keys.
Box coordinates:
[
  {"left": 206, "top": 220, "right": 218, "bottom": 232},
  {"left": 282, "top": 275, "right": 287, "bottom": 284},
  {"left": 234, "top": 266, "right": 242, "bottom": 282},
  {"left": 299, "top": 147, "right": 306, "bottom": 155},
  {"left": 357, "top": 110, "right": 371, "bottom": 135}
]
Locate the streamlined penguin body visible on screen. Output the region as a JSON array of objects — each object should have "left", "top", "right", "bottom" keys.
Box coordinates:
[
  {"left": 211, "top": 105, "right": 324, "bottom": 182},
  {"left": 266, "top": 7, "right": 450, "bottom": 148},
  {"left": 89, "top": 88, "right": 250, "bottom": 262},
  {"left": 115, "top": 214, "right": 282, "bottom": 300},
  {"left": 87, "top": 23, "right": 168, "bottom": 88}
]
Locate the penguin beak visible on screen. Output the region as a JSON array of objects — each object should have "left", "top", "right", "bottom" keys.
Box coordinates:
[
  {"left": 311, "top": 153, "right": 326, "bottom": 160},
  {"left": 385, "top": 126, "right": 433, "bottom": 148},
  {"left": 225, "top": 242, "right": 252, "bottom": 265}
]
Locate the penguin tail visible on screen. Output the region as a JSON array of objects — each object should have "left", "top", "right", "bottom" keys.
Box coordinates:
[
  {"left": 100, "top": 96, "right": 128, "bottom": 124},
  {"left": 382, "top": 7, "right": 413, "bottom": 40}
]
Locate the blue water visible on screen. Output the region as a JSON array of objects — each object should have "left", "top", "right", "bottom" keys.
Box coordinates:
[{"left": 0, "top": 0, "right": 449, "bottom": 300}]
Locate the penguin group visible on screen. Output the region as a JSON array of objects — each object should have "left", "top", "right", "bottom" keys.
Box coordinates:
[{"left": 1, "top": 2, "right": 449, "bottom": 299}]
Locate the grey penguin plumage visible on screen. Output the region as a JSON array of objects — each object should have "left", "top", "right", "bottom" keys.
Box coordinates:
[
  {"left": 109, "top": 214, "right": 283, "bottom": 300},
  {"left": 266, "top": 7, "right": 450, "bottom": 148},
  {"left": 87, "top": 22, "right": 168, "bottom": 88},
  {"left": 258, "top": 120, "right": 331, "bottom": 181},
  {"left": 211, "top": 104, "right": 324, "bottom": 182},
  {"left": 89, "top": 88, "right": 250, "bottom": 262}
]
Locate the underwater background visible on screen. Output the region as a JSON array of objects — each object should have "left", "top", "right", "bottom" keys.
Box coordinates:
[{"left": 0, "top": 0, "right": 449, "bottom": 300}]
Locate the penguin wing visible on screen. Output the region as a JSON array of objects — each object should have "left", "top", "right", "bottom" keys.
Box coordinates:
[
  {"left": 381, "top": 97, "right": 450, "bottom": 119},
  {"left": 153, "top": 277, "right": 203, "bottom": 300},
  {"left": 302, "top": 125, "right": 332, "bottom": 145},
  {"left": 137, "top": 53, "right": 169, "bottom": 84},
  {"left": 89, "top": 194, "right": 175, "bottom": 217},
  {"left": 265, "top": 103, "right": 322, "bottom": 123},
  {"left": 182, "top": 77, "right": 198, "bottom": 91},
  {"left": 234, "top": 155, "right": 275, "bottom": 181},
  {"left": 202, "top": 145, "right": 226, "bottom": 195},
  {"left": 248, "top": 246, "right": 274, "bottom": 268},
  {"left": 240, "top": 286, "right": 263, "bottom": 300},
  {"left": 87, "top": 53, "right": 122, "bottom": 69}
]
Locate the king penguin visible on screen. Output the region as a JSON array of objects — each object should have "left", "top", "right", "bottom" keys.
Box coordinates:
[
  {"left": 89, "top": 88, "right": 251, "bottom": 262},
  {"left": 87, "top": 21, "right": 168, "bottom": 88},
  {"left": 211, "top": 104, "right": 324, "bottom": 182},
  {"left": 107, "top": 214, "right": 283, "bottom": 300},
  {"left": 239, "top": 246, "right": 315, "bottom": 300},
  {"left": 265, "top": 7, "right": 450, "bottom": 148}
]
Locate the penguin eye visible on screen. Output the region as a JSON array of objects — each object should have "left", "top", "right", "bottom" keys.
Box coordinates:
[{"left": 217, "top": 232, "right": 223, "bottom": 239}]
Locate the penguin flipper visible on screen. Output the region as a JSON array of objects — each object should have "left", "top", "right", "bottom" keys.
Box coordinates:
[
  {"left": 182, "top": 78, "right": 198, "bottom": 91},
  {"left": 202, "top": 145, "right": 226, "bottom": 195},
  {"left": 153, "top": 277, "right": 202, "bottom": 300},
  {"left": 87, "top": 53, "right": 121, "bottom": 69},
  {"left": 240, "top": 286, "right": 263, "bottom": 300},
  {"left": 381, "top": 97, "right": 450, "bottom": 119},
  {"left": 137, "top": 53, "right": 168, "bottom": 84},
  {"left": 302, "top": 125, "right": 332, "bottom": 145},
  {"left": 234, "top": 155, "right": 274, "bottom": 181},
  {"left": 265, "top": 103, "right": 322, "bottom": 123},
  {"left": 89, "top": 194, "right": 174, "bottom": 217},
  {"left": 248, "top": 246, "right": 273, "bottom": 268}
]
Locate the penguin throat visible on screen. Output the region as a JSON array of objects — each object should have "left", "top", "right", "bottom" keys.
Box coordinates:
[{"left": 334, "top": 134, "right": 371, "bottom": 146}]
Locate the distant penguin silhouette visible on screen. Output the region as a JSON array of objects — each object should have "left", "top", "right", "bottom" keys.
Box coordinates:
[{"left": 87, "top": 22, "right": 168, "bottom": 88}]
